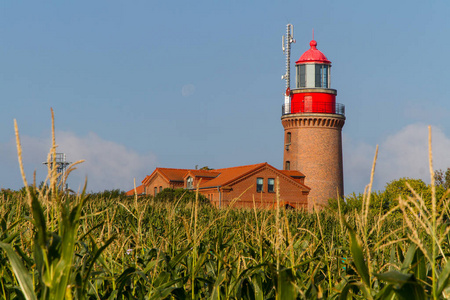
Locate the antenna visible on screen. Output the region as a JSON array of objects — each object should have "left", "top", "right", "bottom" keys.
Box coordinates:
[{"left": 281, "top": 24, "right": 295, "bottom": 91}]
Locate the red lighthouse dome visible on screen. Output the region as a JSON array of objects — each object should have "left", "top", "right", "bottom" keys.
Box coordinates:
[
  {"left": 296, "top": 40, "right": 331, "bottom": 64},
  {"left": 285, "top": 39, "right": 342, "bottom": 115}
]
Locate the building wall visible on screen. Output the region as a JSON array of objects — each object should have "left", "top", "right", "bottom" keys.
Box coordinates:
[
  {"left": 198, "top": 188, "right": 220, "bottom": 205},
  {"left": 202, "top": 167, "right": 308, "bottom": 209},
  {"left": 282, "top": 113, "right": 345, "bottom": 209},
  {"left": 172, "top": 181, "right": 184, "bottom": 189},
  {"left": 142, "top": 173, "right": 183, "bottom": 196}
]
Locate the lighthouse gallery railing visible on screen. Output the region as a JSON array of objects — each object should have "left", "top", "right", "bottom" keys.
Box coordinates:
[{"left": 282, "top": 102, "right": 345, "bottom": 116}]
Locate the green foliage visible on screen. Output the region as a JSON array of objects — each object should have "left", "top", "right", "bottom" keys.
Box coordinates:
[
  {"left": 0, "top": 242, "right": 36, "bottom": 300},
  {"left": 3, "top": 182, "right": 450, "bottom": 298},
  {"left": 328, "top": 192, "right": 360, "bottom": 213},
  {"left": 200, "top": 166, "right": 213, "bottom": 170},
  {"left": 330, "top": 176, "right": 447, "bottom": 216},
  {"left": 381, "top": 177, "right": 447, "bottom": 212},
  {"left": 384, "top": 177, "right": 430, "bottom": 201},
  {"left": 89, "top": 189, "right": 125, "bottom": 199},
  {"left": 153, "top": 188, "right": 210, "bottom": 204},
  {"left": 436, "top": 167, "right": 450, "bottom": 190},
  {"left": 5, "top": 131, "right": 450, "bottom": 300}
]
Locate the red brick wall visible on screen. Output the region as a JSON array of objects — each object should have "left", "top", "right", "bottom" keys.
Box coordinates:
[
  {"left": 142, "top": 173, "right": 171, "bottom": 196},
  {"left": 282, "top": 113, "right": 345, "bottom": 209},
  {"left": 200, "top": 166, "right": 308, "bottom": 209},
  {"left": 172, "top": 181, "right": 184, "bottom": 189}
]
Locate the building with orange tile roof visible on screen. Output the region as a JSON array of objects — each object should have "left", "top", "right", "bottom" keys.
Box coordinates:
[{"left": 127, "top": 163, "right": 310, "bottom": 209}]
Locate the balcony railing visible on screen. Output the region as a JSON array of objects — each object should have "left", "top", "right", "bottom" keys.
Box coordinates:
[{"left": 282, "top": 102, "right": 345, "bottom": 116}]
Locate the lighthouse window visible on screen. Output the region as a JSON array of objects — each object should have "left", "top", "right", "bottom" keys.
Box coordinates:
[
  {"left": 285, "top": 161, "right": 290, "bottom": 170},
  {"left": 297, "top": 65, "right": 306, "bottom": 88},
  {"left": 315, "top": 64, "right": 329, "bottom": 88},
  {"left": 286, "top": 132, "right": 291, "bottom": 144},
  {"left": 256, "top": 178, "right": 264, "bottom": 192}
]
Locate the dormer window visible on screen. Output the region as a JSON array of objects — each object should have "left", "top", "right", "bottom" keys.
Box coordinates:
[{"left": 186, "top": 176, "right": 193, "bottom": 189}]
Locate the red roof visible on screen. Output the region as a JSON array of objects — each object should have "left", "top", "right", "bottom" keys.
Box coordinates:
[
  {"left": 296, "top": 40, "right": 331, "bottom": 64},
  {"left": 125, "top": 184, "right": 145, "bottom": 196},
  {"left": 138, "top": 163, "right": 310, "bottom": 191},
  {"left": 183, "top": 169, "right": 221, "bottom": 179},
  {"left": 198, "top": 163, "right": 266, "bottom": 188},
  {"left": 142, "top": 168, "right": 188, "bottom": 185},
  {"left": 279, "top": 170, "right": 305, "bottom": 177},
  {"left": 157, "top": 168, "right": 188, "bottom": 182}
]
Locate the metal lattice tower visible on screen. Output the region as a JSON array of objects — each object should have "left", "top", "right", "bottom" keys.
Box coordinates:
[
  {"left": 43, "top": 153, "right": 71, "bottom": 189},
  {"left": 281, "top": 24, "right": 296, "bottom": 91},
  {"left": 282, "top": 24, "right": 295, "bottom": 115}
]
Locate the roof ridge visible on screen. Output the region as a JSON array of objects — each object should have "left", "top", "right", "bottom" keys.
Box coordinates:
[
  {"left": 199, "top": 163, "right": 268, "bottom": 188},
  {"left": 187, "top": 169, "right": 221, "bottom": 172},
  {"left": 214, "top": 162, "right": 266, "bottom": 171},
  {"left": 157, "top": 167, "right": 192, "bottom": 171}
]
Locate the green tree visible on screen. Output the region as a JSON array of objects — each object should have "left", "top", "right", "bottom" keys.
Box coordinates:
[
  {"left": 332, "top": 177, "right": 447, "bottom": 216},
  {"left": 90, "top": 189, "right": 125, "bottom": 199},
  {"left": 383, "top": 177, "right": 430, "bottom": 200},
  {"left": 200, "top": 166, "right": 214, "bottom": 170},
  {"left": 435, "top": 168, "right": 450, "bottom": 190},
  {"left": 381, "top": 177, "right": 447, "bottom": 212}
]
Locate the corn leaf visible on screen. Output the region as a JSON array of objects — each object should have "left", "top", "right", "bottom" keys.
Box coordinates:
[
  {"left": 251, "top": 273, "right": 264, "bottom": 300},
  {"left": 375, "top": 270, "right": 425, "bottom": 300},
  {"left": 436, "top": 256, "right": 450, "bottom": 296},
  {"left": 210, "top": 269, "right": 226, "bottom": 300},
  {"left": 411, "top": 248, "right": 427, "bottom": 283},
  {"left": 343, "top": 221, "right": 370, "bottom": 287},
  {"left": 400, "top": 244, "right": 417, "bottom": 272},
  {"left": 0, "top": 241, "right": 37, "bottom": 300},
  {"left": 277, "top": 267, "right": 296, "bottom": 300}
]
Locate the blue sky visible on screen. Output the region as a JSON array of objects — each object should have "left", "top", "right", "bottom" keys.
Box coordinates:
[{"left": 1, "top": 1, "right": 450, "bottom": 194}]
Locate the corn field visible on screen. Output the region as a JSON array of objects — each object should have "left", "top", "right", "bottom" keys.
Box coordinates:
[
  {"left": 2, "top": 174, "right": 450, "bottom": 299},
  {"left": 3, "top": 117, "right": 450, "bottom": 299}
]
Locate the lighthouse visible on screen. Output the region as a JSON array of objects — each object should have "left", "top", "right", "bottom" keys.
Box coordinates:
[{"left": 281, "top": 32, "right": 345, "bottom": 209}]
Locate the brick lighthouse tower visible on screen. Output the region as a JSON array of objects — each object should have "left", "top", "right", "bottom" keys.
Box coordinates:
[{"left": 281, "top": 27, "right": 345, "bottom": 209}]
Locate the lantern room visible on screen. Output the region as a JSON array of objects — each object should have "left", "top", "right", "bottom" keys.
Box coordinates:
[
  {"left": 295, "top": 40, "right": 331, "bottom": 89},
  {"left": 288, "top": 39, "right": 339, "bottom": 115}
]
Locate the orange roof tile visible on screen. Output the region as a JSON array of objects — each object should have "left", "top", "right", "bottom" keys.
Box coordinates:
[
  {"left": 198, "top": 163, "right": 266, "bottom": 188},
  {"left": 158, "top": 168, "right": 189, "bottom": 182},
  {"left": 125, "top": 184, "right": 145, "bottom": 196},
  {"left": 142, "top": 168, "right": 190, "bottom": 185},
  {"left": 279, "top": 170, "right": 306, "bottom": 178},
  {"left": 138, "top": 163, "right": 310, "bottom": 192},
  {"left": 184, "top": 169, "right": 221, "bottom": 179}
]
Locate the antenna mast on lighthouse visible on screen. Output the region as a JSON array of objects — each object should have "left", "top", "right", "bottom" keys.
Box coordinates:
[{"left": 282, "top": 24, "right": 295, "bottom": 114}]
